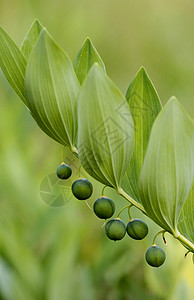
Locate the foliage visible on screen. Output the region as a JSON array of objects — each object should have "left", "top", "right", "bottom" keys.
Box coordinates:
[
  {"left": 0, "top": 14, "right": 194, "bottom": 299},
  {"left": 0, "top": 18, "right": 194, "bottom": 256}
]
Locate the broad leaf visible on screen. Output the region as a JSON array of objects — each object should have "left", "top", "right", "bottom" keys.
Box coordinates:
[
  {"left": 178, "top": 181, "right": 194, "bottom": 245},
  {"left": 78, "top": 64, "right": 134, "bottom": 189},
  {"left": 73, "top": 38, "right": 105, "bottom": 85},
  {"left": 0, "top": 26, "right": 27, "bottom": 104},
  {"left": 178, "top": 120, "right": 194, "bottom": 245},
  {"left": 20, "top": 19, "right": 43, "bottom": 60},
  {"left": 139, "top": 97, "right": 194, "bottom": 235},
  {"left": 121, "top": 67, "right": 162, "bottom": 202},
  {"left": 25, "top": 29, "right": 80, "bottom": 149}
]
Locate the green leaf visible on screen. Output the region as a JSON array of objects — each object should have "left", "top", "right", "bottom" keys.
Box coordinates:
[
  {"left": 178, "top": 120, "right": 194, "bottom": 245},
  {"left": 0, "top": 26, "right": 27, "bottom": 104},
  {"left": 139, "top": 97, "right": 194, "bottom": 235},
  {"left": 25, "top": 29, "right": 80, "bottom": 149},
  {"left": 78, "top": 64, "right": 134, "bottom": 189},
  {"left": 121, "top": 67, "right": 162, "bottom": 202},
  {"left": 73, "top": 38, "right": 105, "bottom": 85},
  {"left": 178, "top": 181, "right": 194, "bottom": 245},
  {"left": 20, "top": 19, "right": 43, "bottom": 60}
]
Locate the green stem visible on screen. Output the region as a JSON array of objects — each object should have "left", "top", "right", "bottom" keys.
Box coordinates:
[
  {"left": 101, "top": 219, "right": 107, "bottom": 229},
  {"left": 85, "top": 200, "right": 92, "bottom": 211},
  {"left": 152, "top": 230, "right": 166, "bottom": 245},
  {"left": 71, "top": 149, "right": 194, "bottom": 253},
  {"left": 184, "top": 250, "right": 191, "bottom": 258},
  {"left": 177, "top": 234, "right": 194, "bottom": 253},
  {"left": 117, "top": 187, "right": 147, "bottom": 215},
  {"left": 117, "top": 205, "right": 130, "bottom": 218},
  {"left": 102, "top": 185, "right": 107, "bottom": 196},
  {"left": 119, "top": 188, "right": 194, "bottom": 252},
  {"left": 128, "top": 205, "right": 133, "bottom": 220}
]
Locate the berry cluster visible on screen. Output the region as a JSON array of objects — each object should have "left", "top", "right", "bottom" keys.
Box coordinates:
[{"left": 56, "top": 162, "right": 166, "bottom": 268}]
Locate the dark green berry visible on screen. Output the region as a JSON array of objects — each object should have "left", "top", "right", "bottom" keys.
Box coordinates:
[
  {"left": 93, "top": 197, "right": 115, "bottom": 219},
  {"left": 145, "top": 245, "right": 166, "bottom": 267},
  {"left": 105, "top": 218, "right": 126, "bottom": 241},
  {"left": 56, "top": 163, "right": 72, "bottom": 179},
  {"left": 71, "top": 178, "right": 93, "bottom": 200},
  {"left": 127, "top": 218, "right": 148, "bottom": 240}
]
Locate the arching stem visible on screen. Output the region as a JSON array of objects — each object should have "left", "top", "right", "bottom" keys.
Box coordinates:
[
  {"left": 70, "top": 149, "right": 194, "bottom": 253},
  {"left": 177, "top": 234, "right": 194, "bottom": 253},
  {"left": 102, "top": 185, "right": 107, "bottom": 197},
  {"left": 153, "top": 230, "right": 166, "bottom": 246},
  {"left": 184, "top": 250, "right": 191, "bottom": 258},
  {"left": 85, "top": 200, "right": 92, "bottom": 211},
  {"left": 128, "top": 204, "right": 133, "bottom": 220},
  {"left": 117, "top": 187, "right": 147, "bottom": 215},
  {"left": 101, "top": 219, "right": 109, "bottom": 229},
  {"left": 117, "top": 205, "right": 131, "bottom": 218}
]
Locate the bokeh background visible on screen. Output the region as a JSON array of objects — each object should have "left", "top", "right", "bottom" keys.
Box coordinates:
[{"left": 0, "top": 1, "right": 194, "bottom": 299}]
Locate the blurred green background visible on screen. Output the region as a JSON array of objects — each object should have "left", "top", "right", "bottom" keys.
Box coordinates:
[{"left": 0, "top": 0, "right": 194, "bottom": 299}]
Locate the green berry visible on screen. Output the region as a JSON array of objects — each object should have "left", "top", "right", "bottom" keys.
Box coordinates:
[
  {"left": 105, "top": 218, "right": 126, "bottom": 241},
  {"left": 145, "top": 245, "right": 166, "bottom": 267},
  {"left": 71, "top": 178, "right": 93, "bottom": 200},
  {"left": 126, "top": 218, "right": 148, "bottom": 240},
  {"left": 56, "top": 163, "right": 72, "bottom": 179},
  {"left": 93, "top": 197, "right": 115, "bottom": 219}
]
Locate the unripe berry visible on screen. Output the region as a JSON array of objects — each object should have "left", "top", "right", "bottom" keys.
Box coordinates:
[
  {"left": 56, "top": 163, "right": 72, "bottom": 179},
  {"left": 145, "top": 245, "right": 166, "bottom": 267},
  {"left": 127, "top": 219, "right": 148, "bottom": 240},
  {"left": 105, "top": 218, "right": 126, "bottom": 241},
  {"left": 72, "top": 178, "right": 93, "bottom": 200},
  {"left": 93, "top": 197, "right": 115, "bottom": 219}
]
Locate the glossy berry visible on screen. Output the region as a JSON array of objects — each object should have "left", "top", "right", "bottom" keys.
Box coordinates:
[
  {"left": 71, "top": 178, "right": 93, "bottom": 200},
  {"left": 126, "top": 218, "right": 148, "bottom": 240},
  {"left": 93, "top": 197, "right": 115, "bottom": 219},
  {"left": 145, "top": 245, "right": 166, "bottom": 267},
  {"left": 56, "top": 163, "right": 72, "bottom": 179},
  {"left": 105, "top": 218, "right": 126, "bottom": 241}
]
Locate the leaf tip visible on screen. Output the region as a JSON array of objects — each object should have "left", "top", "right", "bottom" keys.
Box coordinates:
[
  {"left": 82, "top": 37, "right": 94, "bottom": 51},
  {"left": 129, "top": 66, "right": 151, "bottom": 86},
  {"left": 32, "top": 19, "right": 43, "bottom": 29},
  {"left": 139, "top": 65, "right": 146, "bottom": 73},
  {"left": 137, "top": 66, "right": 150, "bottom": 79},
  {"left": 166, "top": 96, "right": 193, "bottom": 122},
  {"left": 33, "top": 18, "right": 40, "bottom": 24},
  {"left": 32, "top": 19, "right": 39, "bottom": 25},
  {"left": 168, "top": 96, "right": 178, "bottom": 103},
  {"left": 78, "top": 37, "right": 93, "bottom": 52},
  {"left": 89, "top": 62, "right": 102, "bottom": 74},
  {"left": 165, "top": 97, "right": 180, "bottom": 111},
  {"left": 85, "top": 36, "right": 92, "bottom": 44}
]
